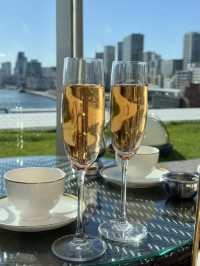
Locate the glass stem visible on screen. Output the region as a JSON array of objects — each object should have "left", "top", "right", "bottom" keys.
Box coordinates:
[
  {"left": 75, "top": 169, "right": 86, "bottom": 238},
  {"left": 120, "top": 159, "right": 128, "bottom": 224}
]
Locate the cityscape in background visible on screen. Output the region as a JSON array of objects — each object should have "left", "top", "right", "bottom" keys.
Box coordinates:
[
  {"left": 96, "top": 31, "right": 200, "bottom": 108},
  {"left": 0, "top": 52, "right": 56, "bottom": 93},
  {"left": 0, "top": 31, "right": 200, "bottom": 108}
]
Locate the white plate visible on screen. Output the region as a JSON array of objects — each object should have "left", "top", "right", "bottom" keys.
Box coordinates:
[
  {"left": 0, "top": 194, "right": 78, "bottom": 232},
  {"left": 100, "top": 167, "right": 169, "bottom": 188}
]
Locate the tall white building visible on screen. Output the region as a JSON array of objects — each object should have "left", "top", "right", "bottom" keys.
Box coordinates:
[{"left": 104, "top": 45, "right": 115, "bottom": 91}]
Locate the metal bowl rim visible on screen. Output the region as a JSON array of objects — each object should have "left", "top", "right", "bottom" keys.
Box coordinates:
[{"left": 163, "top": 172, "right": 199, "bottom": 184}]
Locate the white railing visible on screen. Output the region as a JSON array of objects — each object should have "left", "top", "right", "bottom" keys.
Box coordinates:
[{"left": 1, "top": 108, "right": 200, "bottom": 130}]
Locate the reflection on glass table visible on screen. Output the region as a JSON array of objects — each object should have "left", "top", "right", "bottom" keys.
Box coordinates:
[{"left": 0, "top": 156, "right": 196, "bottom": 266}]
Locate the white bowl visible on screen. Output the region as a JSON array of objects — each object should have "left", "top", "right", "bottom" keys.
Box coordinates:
[
  {"left": 4, "top": 167, "right": 65, "bottom": 219},
  {"left": 121, "top": 146, "right": 159, "bottom": 180}
]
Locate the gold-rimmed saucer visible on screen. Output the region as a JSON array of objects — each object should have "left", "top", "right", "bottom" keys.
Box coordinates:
[
  {"left": 100, "top": 167, "right": 169, "bottom": 188},
  {"left": 0, "top": 194, "right": 78, "bottom": 232}
]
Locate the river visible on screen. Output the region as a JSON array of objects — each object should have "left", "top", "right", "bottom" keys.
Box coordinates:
[{"left": 0, "top": 89, "right": 56, "bottom": 111}]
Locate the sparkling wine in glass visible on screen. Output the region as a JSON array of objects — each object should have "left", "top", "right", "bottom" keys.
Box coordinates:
[
  {"left": 99, "top": 61, "right": 148, "bottom": 243},
  {"left": 52, "top": 58, "right": 106, "bottom": 262}
]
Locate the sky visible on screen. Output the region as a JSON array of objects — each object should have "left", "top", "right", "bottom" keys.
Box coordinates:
[
  {"left": 0, "top": 0, "right": 56, "bottom": 67},
  {"left": 0, "top": 0, "right": 199, "bottom": 67}
]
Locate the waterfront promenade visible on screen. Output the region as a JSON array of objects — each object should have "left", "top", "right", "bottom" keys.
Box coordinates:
[
  {"left": 1, "top": 108, "right": 200, "bottom": 130},
  {"left": 26, "top": 89, "right": 56, "bottom": 100}
]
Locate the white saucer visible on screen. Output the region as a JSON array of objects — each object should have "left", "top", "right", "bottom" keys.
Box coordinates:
[
  {"left": 0, "top": 194, "right": 79, "bottom": 232},
  {"left": 100, "top": 167, "right": 169, "bottom": 188}
]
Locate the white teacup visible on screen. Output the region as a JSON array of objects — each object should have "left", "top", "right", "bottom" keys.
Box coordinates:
[
  {"left": 4, "top": 167, "right": 65, "bottom": 219},
  {"left": 115, "top": 146, "right": 159, "bottom": 180},
  {"left": 128, "top": 146, "right": 159, "bottom": 179}
]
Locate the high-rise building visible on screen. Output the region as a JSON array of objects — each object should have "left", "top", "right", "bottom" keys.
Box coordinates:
[
  {"left": 95, "top": 52, "right": 104, "bottom": 59},
  {"left": 42, "top": 67, "right": 57, "bottom": 89},
  {"left": 192, "top": 68, "right": 200, "bottom": 84},
  {"left": 122, "top": 33, "right": 144, "bottom": 61},
  {"left": 26, "top": 60, "right": 43, "bottom": 90},
  {"left": 173, "top": 59, "right": 183, "bottom": 73},
  {"left": 116, "top": 42, "right": 123, "bottom": 60},
  {"left": 187, "top": 64, "right": 200, "bottom": 84},
  {"left": 26, "top": 60, "right": 42, "bottom": 78},
  {"left": 104, "top": 45, "right": 115, "bottom": 91},
  {"left": 143, "top": 51, "right": 161, "bottom": 84},
  {"left": 183, "top": 32, "right": 200, "bottom": 70},
  {"left": 161, "top": 59, "right": 183, "bottom": 77},
  {"left": 42, "top": 67, "right": 56, "bottom": 79},
  {"left": 0, "top": 70, "right": 2, "bottom": 87},
  {"left": 1, "top": 62, "right": 11, "bottom": 78},
  {"left": 175, "top": 70, "right": 192, "bottom": 90},
  {"left": 14, "top": 52, "right": 27, "bottom": 78}
]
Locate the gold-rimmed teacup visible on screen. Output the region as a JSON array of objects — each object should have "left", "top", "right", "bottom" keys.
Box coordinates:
[{"left": 4, "top": 167, "right": 65, "bottom": 219}]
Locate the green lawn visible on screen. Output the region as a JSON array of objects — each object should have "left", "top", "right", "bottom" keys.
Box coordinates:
[
  {"left": 0, "top": 130, "right": 56, "bottom": 158},
  {"left": 0, "top": 122, "right": 200, "bottom": 161},
  {"left": 162, "top": 122, "right": 200, "bottom": 161}
]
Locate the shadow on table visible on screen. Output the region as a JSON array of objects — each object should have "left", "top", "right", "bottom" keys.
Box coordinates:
[{"left": 160, "top": 148, "right": 186, "bottom": 162}]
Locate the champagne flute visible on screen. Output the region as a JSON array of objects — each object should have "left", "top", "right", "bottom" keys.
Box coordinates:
[
  {"left": 52, "top": 58, "right": 106, "bottom": 262},
  {"left": 99, "top": 61, "right": 148, "bottom": 243}
]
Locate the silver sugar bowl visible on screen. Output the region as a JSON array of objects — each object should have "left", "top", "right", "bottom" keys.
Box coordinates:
[{"left": 163, "top": 172, "right": 198, "bottom": 199}]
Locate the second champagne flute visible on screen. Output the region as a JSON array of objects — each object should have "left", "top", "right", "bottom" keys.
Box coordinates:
[
  {"left": 52, "top": 58, "right": 106, "bottom": 262},
  {"left": 99, "top": 61, "right": 148, "bottom": 243}
]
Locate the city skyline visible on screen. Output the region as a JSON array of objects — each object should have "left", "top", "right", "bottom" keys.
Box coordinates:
[
  {"left": 0, "top": 0, "right": 199, "bottom": 66},
  {"left": 0, "top": 52, "right": 55, "bottom": 74},
  {"left": 2, "top": 30, "right": 200, "bottom": 71},
  {"left": 84, "top": 0, "right": 199, "bottom": 59},
  {"left": 0, "top": 51, "right": 56, "bottom": 90}
]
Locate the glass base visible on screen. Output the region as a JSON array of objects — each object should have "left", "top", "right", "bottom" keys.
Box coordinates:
[
  {"left": 99, "top": 220, "right": 147, "bottom": 244},
  {"left": 51, "top": 234, "right": 106, "bottom": 262}
]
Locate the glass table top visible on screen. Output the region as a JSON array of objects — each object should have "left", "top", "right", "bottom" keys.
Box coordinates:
[{"left": 0, "top": 156, "right": 195, "bottom": 266}]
